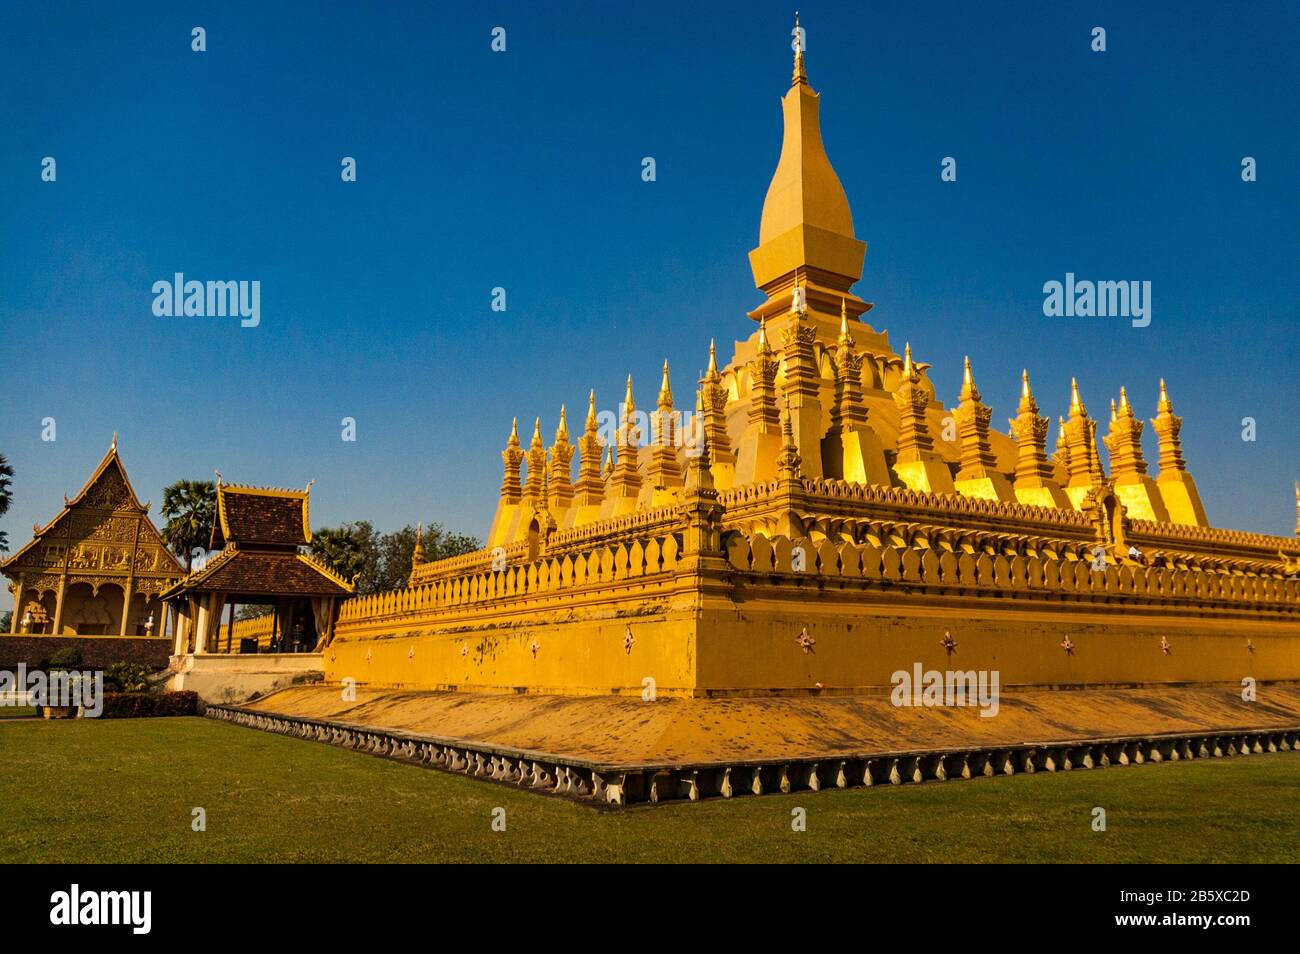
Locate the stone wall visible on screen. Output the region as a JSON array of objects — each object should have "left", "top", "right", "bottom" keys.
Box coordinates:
[{"left": 0, "top": 634, "right": 173, "bottom": 670}]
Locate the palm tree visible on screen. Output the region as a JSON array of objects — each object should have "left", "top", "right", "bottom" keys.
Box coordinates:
[
  {"left": 308, "top": 525, "right": 369, "bottom": 586},
  {"left": 160, "top": 480, "right": 217, "bottom": 570},
  {"left": 0, "top": 453, "right": 13, "bottom": 553}
]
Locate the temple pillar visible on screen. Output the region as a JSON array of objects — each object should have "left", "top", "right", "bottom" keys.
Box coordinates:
[
  {"left": 52, "top": 573, "right": 67, "bottom": 635},
  {"left": 9, "top": 575, "right": 23, "bottom": 634},
  {"left": 171, "top": 604, "right": 188, "bottom": 655},
  {"left": 119, "top": 577, "right": 134, "bottom": 636}
]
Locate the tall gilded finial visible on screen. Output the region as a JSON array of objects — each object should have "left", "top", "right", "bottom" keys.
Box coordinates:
[
  {"left": 1069, "top": 378, "right": 1087, "bottom": 417},
  {"left": 412, "top": 522, "right": 426, "bottom": 568},
  {"left": 603, "top": 446, "right": 614, "bottom": 477},
  {"left": 1158, "top": 378, "right": 1172, "bottom": 413},
  {"left": 902, "top": 342, "right": 915, "bottom": 382},
  {"left": 110, "top": 432, "right": 118, "bottom": 452},
  {"left": 658, "top": 359, "right": 673, "bottom": 408},
  {"left": 792, "top": 12, "right": 807, "bottom": 87},
  {"left": 531, "top": 417, "right": 544, "bottom": 448},
  {"left": 1018, "top": 370, "right": 1038, "bottom": 413},
  {"left": 509, "top": 417, "right": 520, "bottom": 447},
  {"left": 1109, "top": 398, "right": 1118, "bottom": 424},
  {"left": 624, "top": 374, "right": 636, "bottom": 415},
  {"left": 838, "top": 296, "right": 852, "bottom": 343},
  {"left": 586, "top": 389, "right": 598, "bottom": 429},
  {"left": 776, "top": 396, "right": 802, "bottom": 478},
  {"left": 757, "top": 315, "right": 772, "bottom": 354},
  {"left": 705, "top": 339, "right": 718, "bottom": 378},
  {"left": 959, "top": 356, "right": 980, "bottom": 403},
  {"left": 556, "top": 404, "right": 569, "bottom": 442}
]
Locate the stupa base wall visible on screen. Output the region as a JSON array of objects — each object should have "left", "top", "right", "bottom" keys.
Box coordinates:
[{"left": 694, "top": 593, "right": 1300, "bottom": 694}]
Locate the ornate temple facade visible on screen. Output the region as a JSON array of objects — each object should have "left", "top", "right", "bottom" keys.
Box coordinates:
[
  {"left": 2, "top": 440, "right": 184, "bottom": 636},
  {"left": 328, "top": 38, "right": 1300, "bottom": 697}
]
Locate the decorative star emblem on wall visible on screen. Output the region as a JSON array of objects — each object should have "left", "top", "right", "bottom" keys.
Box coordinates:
[
  {"left": 941, "top": 631, "right": 957, "bottom": 656},
  {"left": 624, "top": 627, "right": 634, "bottom": 654},
  {"left": 530, "top": 639, "right": 539, "bottom": 657},
  {"left": 796, "top": 626, "right": 815, "bottom": 654},
  {"left": 1160, "top": 636, "right": 1172, "bottom": 656},
  {"left": 1060, "top": 636, "right": 1075, "bottom": 655},
  {"left": 1247, "top": 640, "right": 1255, "bottom": 654}
]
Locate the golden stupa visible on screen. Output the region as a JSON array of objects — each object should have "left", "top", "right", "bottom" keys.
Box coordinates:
[{"left": 323, "top": 23, "right": 1299, "bottom": 700}]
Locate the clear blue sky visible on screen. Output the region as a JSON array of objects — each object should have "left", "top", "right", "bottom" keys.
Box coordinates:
[{"left": 1, "top": 0, "right": 1296, "bottom": 545}]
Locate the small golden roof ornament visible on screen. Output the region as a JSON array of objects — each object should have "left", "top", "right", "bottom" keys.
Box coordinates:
[
  {"left": 658, "top": 360, "right": 673, "bottom": 407},
  {"left": 1018, "top": 369, "right": 1038, "bottom": 414},
  {"left": 555, "top": 405, "right": 569, "bottom": 442},
  {"left": 508, "top": 417, "right": 520, "bottom": 448},
  {"left": 586, "top": 390, "right": 598, "bottom": 429},
  {"left": 1069, "top": 378, "right": 1087, "bottom": 417},
  {"left": 959, "top": 356, "right": 980, "bottom": 403},
  {"left": 757, "top": 315, "right": 772, "bottom": 353},
  {"left": 792, "top": 11, "right": 808, "bottom": 87},
  {"left": 1158, "top": 378, "right": 1173, "bottom": 414}
]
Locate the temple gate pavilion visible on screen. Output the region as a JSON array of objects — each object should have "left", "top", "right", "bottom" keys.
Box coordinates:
[
  {"left": 2, "top": 439, "right": 183, "bottom": 636},
  {"left": 319, "top": 28, "right": 1300, "bottom": 701},
  {"left": 162, "top": 479, "right": 354, "bottom": 656}
]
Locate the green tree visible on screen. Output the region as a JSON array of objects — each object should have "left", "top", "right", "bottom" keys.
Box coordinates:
[
  {"left": 308, "top": 523, "right": 374, "bottom": 587},
  {"left": 376, "top": 523, "right": 480, "bottom": 591},
  {"left": 0, "top": 453, "right": 13, "bottom": 553},
  {"left": 160, "top": 480, "right": 217, "bottom": 570},
  {"left": 308, "top": 521, "right": 478, "bottom": 594}
]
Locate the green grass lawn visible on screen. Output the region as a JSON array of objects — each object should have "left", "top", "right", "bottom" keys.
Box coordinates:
[{"left": 3, "top": 716, "right": 1298, "bottom": 863}]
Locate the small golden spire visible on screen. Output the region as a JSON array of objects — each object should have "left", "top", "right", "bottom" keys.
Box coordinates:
[
  {"left": 704, "top": 338, "right": 719, "bottom": 381},
  {"left": 792, "top": 11, "right": 808, "bottom": 87},
  {"left": 658, "top": 359, "right": 673, "bottom": 408},
  {"left": 757, "top": 316, "right": 772, "bottom": 353},
  {"left": 838, "top": 296, "right": 853, "bottom": 345},
  {"left": 412, "top": 522, "right": 426, "bottom": 567},
  {"left": 508, "top": 417, "right": 520, "bottom": 448},
  {"left": 556, "top": 405, "right": 569, "bottom": 442},
  {"left": 959, "top": 356, "right": 979, "bottom": 402},
  {"left": 1069, "top": 378, "right": 1087, "bottom": 417},
  {"left": 1017, "top": 370, "right": 1038, "bottom": 414},
  {"left": 110, "top": 432, "right": 118, "bottom": 452},
  {"left": 902, "top": 342, "right": 914, "bottom": 380},
  {"left": 586, "top": 389, "right": 598, "bottom": 430},
  {"left": 1119, "top": 386, "right": 1131, "bottom": 414},
  {"left": 531, "top": 416, "right": 543, "bottom": 448},
  {"left": 1158, "top": 378, "right": 1173, "bottom": 413},
  {"left": 1109, "top": 398, "right": 1118, "bottom": 423},
  {"left": 603, "top": 446, "right": 614, "bottom": 477},
  {"left": 624, "top": 374, "right": 636, "bottom": 415}
]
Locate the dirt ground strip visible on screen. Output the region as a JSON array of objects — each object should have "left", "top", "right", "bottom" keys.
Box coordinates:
[{"left": 242, "top": 683, "right": 1300, "bottom": 764}]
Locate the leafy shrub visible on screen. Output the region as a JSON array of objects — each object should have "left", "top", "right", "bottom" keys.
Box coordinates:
[
  {"left": 99, "top": 691, "right": 199, "bottom": 719},
  {"left": 104, "top": 661, "right": 154, "bottom": 693},
  {"left": 43, "top": 647, "right": 84, "bottom": 671}
]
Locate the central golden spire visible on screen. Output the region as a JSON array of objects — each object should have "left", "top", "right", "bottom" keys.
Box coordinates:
[{"left": 749, "top": 14, "right": 868, "bottom": 327}]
